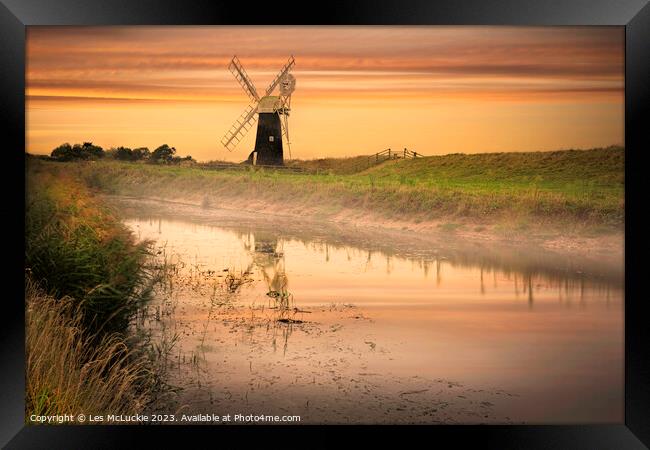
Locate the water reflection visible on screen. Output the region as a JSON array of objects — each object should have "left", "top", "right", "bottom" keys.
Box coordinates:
[
  {"left": 239, "top": 232, "right": 303, "bottom": 354},
  {"left": 246, "top": 233, "right": 287, "bottom": 294},
  {"left": 115, "top": 197, "right": 623, "bottom": 423},
  {"left": 231, "top": 232, "right": 619, "bottom": 313},
  {"left": 123, "top": 199, "right": 623, "bottom": 311}
]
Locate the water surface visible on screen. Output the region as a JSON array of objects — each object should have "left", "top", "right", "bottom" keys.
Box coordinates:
[{"left": 114, "top": 197, "right": 623, "bottom": 424}]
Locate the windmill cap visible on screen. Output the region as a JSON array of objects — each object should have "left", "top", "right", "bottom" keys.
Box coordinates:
[{"left": 258, "top": 96, "right": 281, "bottom": 113}]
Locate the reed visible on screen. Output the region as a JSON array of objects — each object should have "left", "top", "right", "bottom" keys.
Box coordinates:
[
  {"left": 25, "top": 279, "right": 153, "bottom": 420},
  {"left": 25, "top": 164, "right": 166, "bottom": 420},
  {"left": 25, "top": 168, "right": 154, "bottom": 336}
]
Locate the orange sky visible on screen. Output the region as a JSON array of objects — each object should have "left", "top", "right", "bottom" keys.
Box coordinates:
[{"left": 26, "top": 26, "right": 624, "bottom": 162}]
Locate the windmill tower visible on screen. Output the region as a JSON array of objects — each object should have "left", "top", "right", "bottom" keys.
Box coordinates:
[{"left": 221, "top": 56, "right": 296, "bottom": 166}]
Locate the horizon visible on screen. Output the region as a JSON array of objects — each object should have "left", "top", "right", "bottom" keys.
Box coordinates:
[
  {"left": 26, "top": 26, "right": 624, "bottom": 162},
  {"left": 25, "top": 144, "right": 624, "bottom": 163}
]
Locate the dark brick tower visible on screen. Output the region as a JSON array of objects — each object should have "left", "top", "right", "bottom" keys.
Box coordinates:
[{"left": 248, "top": 110, "right": 284, "bottom": 166}]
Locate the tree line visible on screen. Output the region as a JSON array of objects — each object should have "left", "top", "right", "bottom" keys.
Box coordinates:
[{"left": 48, "top": 142, "right": 194, "bottom": 164}]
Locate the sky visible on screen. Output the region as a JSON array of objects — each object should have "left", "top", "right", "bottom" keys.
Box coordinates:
[{"left": 26, "top": 26, "right": 624, "bottom": 162}]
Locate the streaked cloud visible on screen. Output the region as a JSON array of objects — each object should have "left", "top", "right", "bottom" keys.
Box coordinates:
[{"left": 26, "top": 26, "right": 624, "bottom": 160}]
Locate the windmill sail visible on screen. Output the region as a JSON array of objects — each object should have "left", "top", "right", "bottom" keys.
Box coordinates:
[
  {"left": 228, "top": 56, "right": 260, "bottom": 101},
  {"left": 221, "top": 103, "right": 258, "bottom": 151},
  {"left": 264, "top": 56, "right": 295, "bottom": 96}
]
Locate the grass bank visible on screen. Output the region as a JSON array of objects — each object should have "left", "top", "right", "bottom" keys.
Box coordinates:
[
  {"left": 25, "top": 280, "right": 153, "bottom": 418},
  {"left": 25, "top": 162, "right": 159, "bottom": 420},
  {"left": 34, "top": 146, "right": 624, "bottom": 237}
]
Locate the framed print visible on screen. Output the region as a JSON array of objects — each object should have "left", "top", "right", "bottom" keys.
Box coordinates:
[{"left": 3, "top": 0, "right": 649, "bottom": 448}]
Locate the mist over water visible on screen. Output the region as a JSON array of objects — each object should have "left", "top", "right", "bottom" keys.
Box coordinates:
[{"left": 115, "top": 196, "right": 623, "bottom": 424}]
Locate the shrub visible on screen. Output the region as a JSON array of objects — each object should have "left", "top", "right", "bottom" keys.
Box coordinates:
[
  {"left": 150, "top": 144, "right": 176, "bottom": 163},
  {"left": 25, "top": 171, "right": 153, "bottom": 335},
  {"left": 114, "top": 146, "right": 134, "bottom": 161},
  {"left": 50, "top": 142, "right": 104, "bottom": 161}
]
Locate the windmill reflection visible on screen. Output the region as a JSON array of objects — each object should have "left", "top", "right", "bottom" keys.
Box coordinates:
[
  {"left": 246, "top": 232, "right": 289, "bottom": 304},
  {"left": 237, "top": 228, "right": 616, "bottom": 316},
  {"left": 242, "top": 231, "right": 306, "bottom": 354}
]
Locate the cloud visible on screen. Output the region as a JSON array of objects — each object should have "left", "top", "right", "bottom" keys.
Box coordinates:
[
  {"left": 27, "top": 26, "right": 623, "bottom": 103},
  {"left": 25, "top": 26, "right": 624, "bottom": 159}
]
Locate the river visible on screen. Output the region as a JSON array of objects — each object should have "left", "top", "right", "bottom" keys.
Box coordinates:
[{"left": 111, "top": 196, "right": 623, "bottom": 424}]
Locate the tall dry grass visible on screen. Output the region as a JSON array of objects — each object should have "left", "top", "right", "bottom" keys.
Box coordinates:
[
  {"left": 26, "top": 166, "right": 154, "bottom": 336},
  {"left": 25, "top": 278, "right": 153, "bottom": 420}
]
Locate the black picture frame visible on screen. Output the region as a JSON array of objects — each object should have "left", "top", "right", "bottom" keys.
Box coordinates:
[{"left": 3, "top": 1, "right": 649, "bottom": 448}]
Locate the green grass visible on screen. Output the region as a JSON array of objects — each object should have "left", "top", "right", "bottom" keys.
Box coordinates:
[
  {"left": 285, "top": 155, "right": 377, "bottom": 174},
  {"left": 24, "top": 163, "right": 169, "bottom": 421},
  {"left": 31, "top": 146, "right": 624, "bottom": 233},
  {"left": 26, "top": 164, "right": 154, "bottom": 336}
]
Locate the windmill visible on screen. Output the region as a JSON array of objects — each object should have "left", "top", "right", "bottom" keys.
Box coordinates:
[{"left": 221, "top": 56, "right": 296, "bottom": 166}]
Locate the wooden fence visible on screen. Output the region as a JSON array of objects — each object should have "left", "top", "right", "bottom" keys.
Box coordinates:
[{"left": 367, "top": 148, "right": 423, "bottom": 167}]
